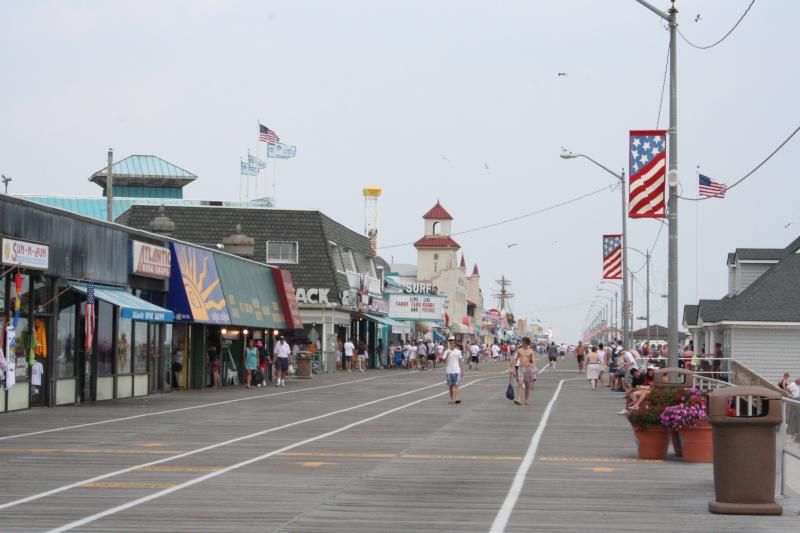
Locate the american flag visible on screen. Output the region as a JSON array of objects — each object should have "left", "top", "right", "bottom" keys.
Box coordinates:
[
  {"left": 603, "top": 235, "right": 623, "bottom": 280},
  {"left": 629, "top": 130, "right": 667, "bottom": 218},
  {"left": 259, "top": 124, "right": 279, "bottom": 144},
  {"left": 84, "top": 282, "right": 95, "bottom": 349},
  {"left": 699, "top": 174, "right": 727, "bottom": 198}
]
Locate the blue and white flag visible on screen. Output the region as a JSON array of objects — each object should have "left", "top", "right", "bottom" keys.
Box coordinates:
[
  {"left": 240, "top": 161, "right": 258, "bottom": 176},
  {"left": 266, "top": 143, "right": 297, "bottom": 159}
]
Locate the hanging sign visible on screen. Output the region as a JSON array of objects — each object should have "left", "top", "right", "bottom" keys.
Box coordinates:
[
  {"left": 2, "top": 238, "right": 49, "bottom": 270},
  {"left": 130, "top": 241, "right": 171, "bottom": 279},
  {"left": 388, "top": 294, "right": 445, "bottom": 322}
]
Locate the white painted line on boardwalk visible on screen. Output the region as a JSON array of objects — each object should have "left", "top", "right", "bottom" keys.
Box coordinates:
[
  {"left": 46, "top": 376, "right": 491, "bottom": 533},
  {"left": 489, "top": 377, "right": 581, "bottom": 533},
  {"left": 0, "top": 372, "right": 419, "bottom": 442},
  {"left": 0, "top": 376, "right": 444, "bottom": 512}
]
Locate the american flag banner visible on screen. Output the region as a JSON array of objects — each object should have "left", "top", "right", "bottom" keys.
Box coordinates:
[
  {"left": 699, "top": 174, "right": 727, "bottom": 198},
  {"left": 629, "top": 130, "right": 667, "bottom": 218},
  {"left": 84, "top": 282, "right": 95, "bottom": 350},
  {"left": 259, "top": 123, "right": 280, "bottom": 144},
  {"left": 603, "top": 234, "right": 623, "bottom": 280}
]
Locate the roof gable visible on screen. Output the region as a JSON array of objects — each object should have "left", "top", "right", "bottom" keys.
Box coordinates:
[{"left": 422, "top": 201, "right": 453, "bottom": 220}]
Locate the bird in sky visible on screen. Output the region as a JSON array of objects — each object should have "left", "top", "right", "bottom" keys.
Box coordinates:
[
  {"left": 785, "top": 222, "right": 793, "bottom": 229},
  {"left": 551, "top": 240, "right": 559, "bottom": 246},
  {"left": 694, "top": 14, "right": 702, "bottom": 23},
  {"left": 557, "top": 72, "right": 568, "bottom": 77},
  {"left": 439, "top": 153, "right": 451, "bottom": 163},
  {"left": 484, "top": 163, "right": 490, "bottom": 170},
  {"left": 506, "top": 243, "right": 519, "bottom": 249}
]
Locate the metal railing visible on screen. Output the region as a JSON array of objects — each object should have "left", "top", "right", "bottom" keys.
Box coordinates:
[{"left": 780, "top": 397, "right": 800, "bottom": 498}]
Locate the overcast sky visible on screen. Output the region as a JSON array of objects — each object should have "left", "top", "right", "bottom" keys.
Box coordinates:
[{"left": 1, "top": 0, "right": 797, "bottom": 341}]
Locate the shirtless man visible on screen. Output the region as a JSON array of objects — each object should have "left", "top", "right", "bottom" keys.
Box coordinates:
[
  {"left": 510, "top": 337, "right": 539, "bottom": 405},
  {"left": 574, "top": 341, "right": 586, "bottom": 373}
]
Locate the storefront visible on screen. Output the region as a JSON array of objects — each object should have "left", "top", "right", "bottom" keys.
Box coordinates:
[{"left": 167, "top": 242, "right": 297, "bottom": 389}]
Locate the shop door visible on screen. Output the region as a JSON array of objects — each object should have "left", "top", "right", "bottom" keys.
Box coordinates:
[
  {"left": 148, "top": 324, "right": 166, "bottom": 394},
  {"left": 77, "top": 311, "right": 95, "bottom": 403},
  {"left": 29, "top": 318, "right": 49, "bottom": 407}
]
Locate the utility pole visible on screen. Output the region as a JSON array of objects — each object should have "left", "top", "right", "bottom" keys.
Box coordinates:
[
  {"left": 106, "top": 148, "right": 114, "bottom": 222},
  {"left": 635, "top": 0, "right": 678, "bottom": 369},
  {"left": 1, "top": 174, "right": 12, "bottom": 194}
]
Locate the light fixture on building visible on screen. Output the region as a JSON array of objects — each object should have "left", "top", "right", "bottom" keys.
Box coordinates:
[
  {"left": 221, "top": 328, "right": 228, "bottom": 335},
  {"left": 243, "top": 329, "right": 249, "bottom": 335},
  {"left": 273, "top": 329, "right": 279, "bottom": 336}
]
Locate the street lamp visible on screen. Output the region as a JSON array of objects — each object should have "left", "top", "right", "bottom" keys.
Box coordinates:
[
  {"left": 634, "top": 0, "right": 679, "bottom": 368},
  {"left": 1, "top": 174, "right": 11, "bottom": 194},
  {"left": 561, "top": 149, "right": 629, "bottom": 349},
  {"left": 628, "top": 246, "right": 651, "bottom": 350},
  {"left": 596, "top": 287, "right": 617, "bottom": 339}
]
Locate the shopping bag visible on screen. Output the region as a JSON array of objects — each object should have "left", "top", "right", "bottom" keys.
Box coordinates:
[{"left": 505, "top": 376, "right": 515, "bottom": 400}]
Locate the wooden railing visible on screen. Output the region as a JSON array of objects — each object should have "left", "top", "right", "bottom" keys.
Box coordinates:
[{"left": 729, "top": 359, "right": 786, "bottom": 395}]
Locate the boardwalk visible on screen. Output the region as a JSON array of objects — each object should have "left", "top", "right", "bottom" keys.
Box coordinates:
[{"left": 0, "top": 358, "right": 796, "bottom": 532}]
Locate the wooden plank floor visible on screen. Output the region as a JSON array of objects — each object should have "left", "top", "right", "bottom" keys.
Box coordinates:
[{"left": 0, "top": 357, "right": 796, "bottom": 532}]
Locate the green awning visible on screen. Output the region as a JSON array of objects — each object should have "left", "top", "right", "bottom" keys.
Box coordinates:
[
  {"left": 361, "top": 313, "right": 405, "bottom": 328},
  {"left": 70, "top": 282, "right": 174, "bottom": 322},
  {"left": 213, "top": 253, "right": 287, "bottom": 329}
]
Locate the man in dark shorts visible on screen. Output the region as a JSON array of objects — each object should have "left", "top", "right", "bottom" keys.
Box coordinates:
[
  {"left": 574, "top": 341, "right": 586, "bottom": 373},
  {"left": 547, "top": 342, "right": 559, "bottom": 369}
]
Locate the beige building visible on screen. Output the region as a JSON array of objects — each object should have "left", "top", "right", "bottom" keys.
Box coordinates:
[{"left": 413, "top": 201, "right": 470, "bottom": 333}]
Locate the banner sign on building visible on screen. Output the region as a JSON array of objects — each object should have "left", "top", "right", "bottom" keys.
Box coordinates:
[
  {"left": 369, "top": 297, "right": 389, "bottom": 314},
  {"left": 388, "top": 294, "right": 445, "bottom": 322},
  {"left": 168, "top": 243, "right": 231, "bottom": 324},
  {"left": 130, "top": 241, "right": 171, "bottom": 279},
  {"left": 2, "top": 238, "right": 49, "bottom": 270},
  {"left": 271, "top": 268, "right": 304, "bottom": 329}
]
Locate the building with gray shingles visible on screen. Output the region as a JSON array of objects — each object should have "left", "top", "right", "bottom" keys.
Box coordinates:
[{"left": 684, "top": 236, "right": 800, "bottom": 383}]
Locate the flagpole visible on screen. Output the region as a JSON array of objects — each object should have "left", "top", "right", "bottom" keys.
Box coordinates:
[{"left": 695, "top": 165, "right": 700, "bottom": 303}]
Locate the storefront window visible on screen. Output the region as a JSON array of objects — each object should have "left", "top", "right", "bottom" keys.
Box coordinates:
[
  {"left": 56, "top": 299, "right": 76, "bottom": 378},
  {"left": 117, "top": 315, "right": 132, "bottom": 374},
  {"left": 96, "top": 300, "right": 113, "bottom": 375},
  {"left": 133, "top": 321, "right": 148, "bottom": 373}
]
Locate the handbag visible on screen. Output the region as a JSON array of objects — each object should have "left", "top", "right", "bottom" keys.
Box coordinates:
[{"left": 505, "top": 375, "right": 515, "bottom": 401}]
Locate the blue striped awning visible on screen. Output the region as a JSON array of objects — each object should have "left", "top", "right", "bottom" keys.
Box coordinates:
[{"left": 70, "top": 282, "right": 174, "bottom": 322}]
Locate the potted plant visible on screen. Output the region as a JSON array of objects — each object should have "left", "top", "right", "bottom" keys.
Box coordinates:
[
  {"left": 659, "top": 388, "right": 713, "bottom": 463},
  {"left": 627, "top": 406, "right": 669, "bottom": 460},
  {"left": 646, "top": 386, "right": 686, "bottom": 457}
]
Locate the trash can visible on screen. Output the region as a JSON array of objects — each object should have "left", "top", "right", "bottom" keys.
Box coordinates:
[
  {"left": 707, "top": 386, "right": 783, "bottom": 515},
  {"left": 296, "top": 352, "right": 312, "bottom": 379},
  {"left": 652, "top": 367, "right": 693, "bottom": 389}
]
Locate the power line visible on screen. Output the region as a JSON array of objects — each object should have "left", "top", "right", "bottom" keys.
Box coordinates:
[
  {"left": 679, "top": 124, "right": 800, "bottom": 201},
  {"left": 678, "top": 0, "right": 755, "bottom": 50},
  {"left": 378, "top": 181, "right": 616, "bottom": 249}
]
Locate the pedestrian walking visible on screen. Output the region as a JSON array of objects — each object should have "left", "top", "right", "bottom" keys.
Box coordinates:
[
  {"left": 274, "top": 336, "right": 291, "bottom": 387},
  {"left": 510, "top": 337, "right": 539, "bottom": 405},
  {"left": 244, "top": 339, "right": 258, "bottom": 389},
  {"left": 417, "top": 339, "right": 428, "bottom": 370},
  {"left": 547, "top": 342, "right": 558, "bottom": 369},
  {"left": 574, "top": 341, "right": 586, "bottom": 373},
  {"left": 586, "top": 345, "right": 602, "bottom": 390},
  {"left": 343, "top": 338, "right": 355, "bottom": 372},
  {"left": 443, "top": 336, "right": 464, "bottom": 404},
  {"left": 357, "top": 341, "right": 368, "bottom": 372},
  {"left": 469, "top": 342, "right": 480, "bottom": 370}
]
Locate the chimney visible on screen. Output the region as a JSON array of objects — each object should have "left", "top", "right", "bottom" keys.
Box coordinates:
[
  {"left": 222, "top": 223, "right": 255, "bottom": 258},
  {"left": 148, "top": 206, "right": 175, "bottom": 236}
]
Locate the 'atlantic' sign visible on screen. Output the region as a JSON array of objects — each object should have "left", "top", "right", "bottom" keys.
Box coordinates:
[{"left": 131, "top": 241, "right": 171, "bottom": 279}]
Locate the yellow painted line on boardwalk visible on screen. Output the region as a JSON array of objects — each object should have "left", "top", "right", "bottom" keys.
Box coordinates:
[
  {"left": 577, "top": 467, "right": 621, "bottom": 473},
  {"left": 0, "top": 447, "right": 184, "bottom": 456},
  {"left": 137, "top": 466, "right": 221, "bottom": 473},
  {"left": 401, "top": 454, "right": 523, "bottom": 462},
  {"left": 136, "top": 443, "right": 167, "bottom": 448},
  {"left": 278, "top": 451, "right": 397, "bottom": 459},
  {"left": 278, "top": 451, "right": 522, "bottom": 462},
  {"left": 540, "top": 456, "right": 663, "bottom": 464},
  {"left": 299, "top": 461, "right": 337, "bottom": 468},
  {"left": 81, "top": 482, "right": 177, "bottom": 490}
]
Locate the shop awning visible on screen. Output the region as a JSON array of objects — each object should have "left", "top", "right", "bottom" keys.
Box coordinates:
[
  {"left": 432, "top": 330, "right": 445, "bottom": 341},
  {"left": 214, "top": 252, "right": 287, "bottom": 329},
  {"left": 360, "top": 313, "right": 405, "bottom": 328},
  {"left": 70, "top": 282, "right": 174, "bottom": 322}
]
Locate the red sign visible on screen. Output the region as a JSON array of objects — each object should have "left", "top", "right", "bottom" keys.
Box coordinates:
[{"left": 271, "top": 268, "right": 304, "bottom": 330}]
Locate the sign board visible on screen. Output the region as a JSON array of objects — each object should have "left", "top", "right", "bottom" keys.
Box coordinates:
[
  {"left": 388, "top": 293, "right": 445, "bottom": 322},
  {"left": 271, "top": 269, "right": 304, "bottom": 329},
  {"left": 2, "top": 238, "right": 49, "bottom": 270},
  {"left": 391, "top": 322, "right": 412, "bottom": 335},
  {"left": 403, "top": 282, "right": 438, "bottom": 295},
  {"left": 369, "top": 297, "right": 389, "bottom": 314},
  {"left": 341, "top": 290, "right": 358, "bottom": 308},
  {"left": 130, "top": 241, "right": 171, "bottom": 279},
  {"left": 295, "top": 287, "right": 331, "bottom": 305}
]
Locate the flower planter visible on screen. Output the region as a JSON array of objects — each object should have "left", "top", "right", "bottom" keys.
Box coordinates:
[
  {"left": 633, "top": 425, "right": 669, "bottom": 459},
  {"left": 679, "top": 421, "right": 713, "bottom": 463}
]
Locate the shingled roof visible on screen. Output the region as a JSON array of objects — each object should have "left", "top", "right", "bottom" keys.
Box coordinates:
[
  {"left": 422, "top": 201, "right": 453, "bottom": 220},
  {"left": 117, "top": 205, "right": 375, "bottom": 303}
]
